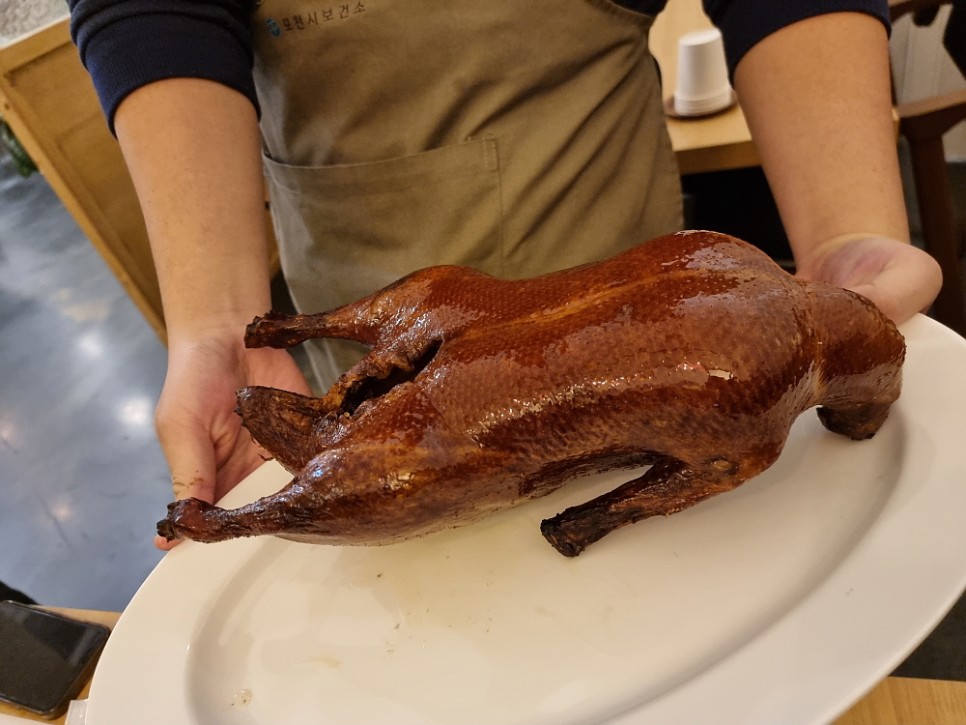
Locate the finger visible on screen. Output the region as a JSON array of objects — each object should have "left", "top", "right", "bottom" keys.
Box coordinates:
[
  {"left": 847, "top": 255, "right": 941, "bottom": 325},
  {"left": 153, "top": 423, "right": 215, "bottom": 550},
  {"left": 157, "top": 418, "right": 218, "bottom": 504},
  {"left": 154, "top": 534, "right": 182, "bottom": 551},
  {"left": 797, "top": 237, "right": 942, "bottom": 325},
  {"left": 840, "top": 246, "right": 941, "bottom": 325}
]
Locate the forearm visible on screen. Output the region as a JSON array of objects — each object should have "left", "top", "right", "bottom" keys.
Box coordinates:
[
  {"left": 114, "top": 78, "right": 271, "bottom": 344},
  {"left": 733, "top": 12, "right": 909, "bottom": 270}
]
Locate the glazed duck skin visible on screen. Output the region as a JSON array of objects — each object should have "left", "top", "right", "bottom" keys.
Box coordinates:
[{"left": 157, "top": 231, "right": 905, "bottom": 556}]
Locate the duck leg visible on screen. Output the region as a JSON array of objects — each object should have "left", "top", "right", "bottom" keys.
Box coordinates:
[
  {"left": 235, "top": 386, "right": 342, "bottom": 471},
  {"left": 237, "top": 337, "right": 446, "bottom": 469},
  {"left": 817, "top": 402, "right": 894, "bottom": 440},
  {"left": 245, "top": 307, "right": 380, "bottom": 349},
  {"left": 540, "top": 457, "right": 755, "bottom": 557}
]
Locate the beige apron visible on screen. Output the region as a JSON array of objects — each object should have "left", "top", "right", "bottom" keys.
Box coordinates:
[{"left": 252, "top": 0, "right": 682, "bottom": 389}]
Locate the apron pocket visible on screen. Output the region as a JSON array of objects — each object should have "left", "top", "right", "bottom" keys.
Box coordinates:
[
  {"left": 263, "top": 136, "right": 504, "bottom": 386},
  {"left": 264, "top": 135, "right": 505, "bottom": 306}
]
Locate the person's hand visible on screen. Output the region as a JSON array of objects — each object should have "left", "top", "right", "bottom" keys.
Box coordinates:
[
  {"left": 795, "top": 235, "right": 943, "bottom": 325},
  {"left": 153, "top": 328, "right": 312, "bottom": 550}
]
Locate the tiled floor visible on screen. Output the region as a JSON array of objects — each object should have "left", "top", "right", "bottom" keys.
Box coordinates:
[
  {"left": 0, "top": 150, "right": 963, "bottom": 681},
  {"left": 0, "top": 154, "right": 169, "bottom": 611}
]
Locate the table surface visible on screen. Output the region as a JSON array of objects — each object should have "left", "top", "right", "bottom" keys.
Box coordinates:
[
  {"left": 650, "top": 0, "right": 759, "bottom": 175},
  {"left": 1, "top": 607, "right": 964, "bottom": 724}
]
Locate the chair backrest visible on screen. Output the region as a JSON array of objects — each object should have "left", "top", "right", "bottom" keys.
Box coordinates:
[
  {"left": 888, "top": 0, "right": 966, "bottom": 335},
  {"left": 889, "top": 0, "right": 951, "bottom": 22},
  {"left": 890, "top": 0, "right": 965, "bottom": 78}
]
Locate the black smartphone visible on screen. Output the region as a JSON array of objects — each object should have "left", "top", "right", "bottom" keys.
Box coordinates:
[{"left": 0, "top": 600, "right": 110, "bottom": 718}]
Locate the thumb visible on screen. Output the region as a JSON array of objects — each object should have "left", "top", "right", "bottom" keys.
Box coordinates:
[
  {"left": 843, "top": 258, "right": 942, "bottom": 325},
  {"left": 154, "top": 421, "right": 217, "bottom": 551},
  {"left": 797, "top": 236, "right": 942, "bottom": 325}
]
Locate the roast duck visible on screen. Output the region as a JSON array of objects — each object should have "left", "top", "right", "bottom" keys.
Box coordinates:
[{"left": 157, "top": 231, "right": 905, "bottom": 556}]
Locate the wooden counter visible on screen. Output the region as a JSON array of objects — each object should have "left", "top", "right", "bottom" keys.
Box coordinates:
[
  {"left": 0, "top": 19, "right": 277, "bottom": 344},
  {"left": 0, "top": 20, "right": 165, "bottom": 339},
  {"left": 837, "top": 677, "right": 966, "bottom": 725}
]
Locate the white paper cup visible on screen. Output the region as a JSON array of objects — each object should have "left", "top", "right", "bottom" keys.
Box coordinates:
[{"left": 673, "top": 28, "right": 732, "bottom": 117}]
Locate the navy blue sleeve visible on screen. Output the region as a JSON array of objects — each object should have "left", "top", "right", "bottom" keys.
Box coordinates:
[
  {"left": 67, "top": 0, "right": 258, "bottom": 134},
  {"left": 701, "top": 0, "right": 891, "bottom": 77},
  {"left": 69, "top": 0, "right": 893, "bottom": 134}
]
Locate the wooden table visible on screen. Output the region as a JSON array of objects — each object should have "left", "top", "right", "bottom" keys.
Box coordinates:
[
  {"left": 650, "top": 0, "right": 899, "bottom": 174},
  {"left": 1, "top": 607, "right": 964, "bottom": 724},
  {"left": 650, "top": 0, "right": 760, "bottom": 175},
  {"left": 0, "top": 608, "right": 119, "bottom": 724}
]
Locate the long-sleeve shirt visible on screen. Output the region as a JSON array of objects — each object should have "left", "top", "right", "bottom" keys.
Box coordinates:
[{"left": 67, "top": 0, "right": 890, "bottom": 132}]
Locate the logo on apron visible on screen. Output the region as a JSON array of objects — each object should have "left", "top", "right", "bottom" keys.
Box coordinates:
[{"left": 264, "top": 3, "right": 369, "bottom": 37}]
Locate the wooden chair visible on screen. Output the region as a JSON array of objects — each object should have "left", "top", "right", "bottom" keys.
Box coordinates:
[{"left": 890, "top": 0, "right": 966, "bottom": 335}]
